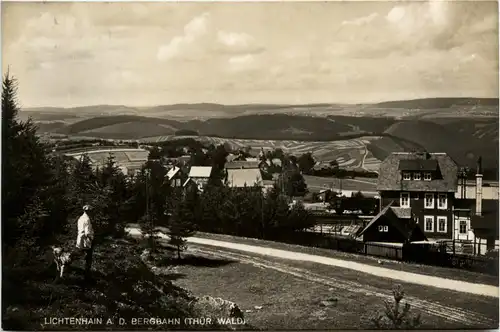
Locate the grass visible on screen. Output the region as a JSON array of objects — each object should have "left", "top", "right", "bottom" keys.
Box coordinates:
[
  {"left": 189, "top": 244, "right": 499, "bottom": 326},
  {"left": 171, "top": 244, "right": 498, "bottom": 330},
  {"left": 171, "top": 249, "right": 387, "bottom": 329},
  {"left": 192, "top": 231, "right": 499, "bottom": 287}
]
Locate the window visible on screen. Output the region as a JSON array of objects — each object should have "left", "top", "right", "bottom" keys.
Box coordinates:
[
  {"left": 424, "top": 216, "right": 434, "bottom": 232},
  {"left": 402, "top": 172, "right": 411, "bottom": 180},
  {"left": 413, "top": 172, "right": 421, "bottom": 180},
  {"left": 437, "top": 216, "right": 447, "bottom": 233},
  {"left": 424, "top": 173, "right": 432, "bottom": 181},
  {"left": 400, "top": 193, "right": 410, "bottom": 208},
  {"left": 437, "top": 194, "right": 447, "bottom": 209},
  {"left": 459, "top": 220, "right": 467, "bottom": 234},
  {"left": 424, "top": 193, "right": 434, "bottom": 209},
  {"left": 378, "top": 225, "right": 389, "bottom": 232}
]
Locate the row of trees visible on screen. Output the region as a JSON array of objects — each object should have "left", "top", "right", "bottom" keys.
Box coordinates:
[{"left": 3, "top": 72, "right": 314, "bottom": 274}]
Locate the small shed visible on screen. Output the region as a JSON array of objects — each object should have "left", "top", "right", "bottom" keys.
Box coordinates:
[{"left": 358, "top": 201, "right": 427, "bottom": 243}]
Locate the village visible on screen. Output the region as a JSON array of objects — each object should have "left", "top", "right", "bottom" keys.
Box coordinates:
[{"left": 62, "top": 142, "right": 499, "bottom": 270}]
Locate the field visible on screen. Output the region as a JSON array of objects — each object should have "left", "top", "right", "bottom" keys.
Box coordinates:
[
  {"left": 166, "top": 234, "right": 499, "bottom": 330},
  {"left": 303, "top": 175, "right": 378, "bottom": 192},
  {"left": 141, "top": 135, "right": 384, "bottom": 170},
  {"left": 65, "top": 148, "right": 149, "bottom": 166}
]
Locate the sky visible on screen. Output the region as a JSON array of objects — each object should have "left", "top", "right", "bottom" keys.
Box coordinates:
[{"left": 2, "top": 1, "right": 499, "bottom": 107}]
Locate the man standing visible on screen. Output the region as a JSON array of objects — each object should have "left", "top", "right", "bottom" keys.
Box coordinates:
[{"left": 77, "top": 205, "right": 95, "bottom": 281}]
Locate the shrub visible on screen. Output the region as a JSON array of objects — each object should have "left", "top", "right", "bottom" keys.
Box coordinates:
[{"left": 370, "top": 285, "right": 422, "bottom": 329}]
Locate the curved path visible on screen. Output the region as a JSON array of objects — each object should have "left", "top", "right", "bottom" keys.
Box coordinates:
[
  {"left": 126, "top": 227, "right": 498, "bottom": 298},
  {"left": 191, "top": 247, "right": 497, "bottom": 327}
]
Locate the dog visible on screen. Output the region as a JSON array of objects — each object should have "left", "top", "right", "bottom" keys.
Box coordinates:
[{"left": 51, "top": 246, "right": 74, "bottom": 279}]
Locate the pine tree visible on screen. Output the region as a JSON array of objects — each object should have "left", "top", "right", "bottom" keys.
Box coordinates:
[
  {"left": 168, "top": 188, "right": 198, "bottom": 259},
  {"left": 2, "top": 73, "right": 53, "bottom": 251},
  {"left": 99, "top": 154, "right": 129, "bottom": 236}
]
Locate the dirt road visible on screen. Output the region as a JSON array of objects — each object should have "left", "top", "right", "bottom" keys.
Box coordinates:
[
  {"left": 189, "top": 246, "right": 497, "bottom": 328},
  {"left": 126, "top": 227, "right": 499, "bottom": 299}
]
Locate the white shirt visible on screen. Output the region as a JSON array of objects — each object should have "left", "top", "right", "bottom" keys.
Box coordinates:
[{"left": 76, "top": 212, "right": 94, "bottom": 249}]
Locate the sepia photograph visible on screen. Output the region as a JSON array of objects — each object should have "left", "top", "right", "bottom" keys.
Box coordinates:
[{"left": 1, "top": 0, "right": 499, "bottom": 330}]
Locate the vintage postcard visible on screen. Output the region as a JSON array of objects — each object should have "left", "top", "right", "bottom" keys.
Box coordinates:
[{"left": 2, "top": 1, "right": 499, "bottom": 330}]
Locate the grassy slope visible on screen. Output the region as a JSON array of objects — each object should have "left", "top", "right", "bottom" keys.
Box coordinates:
[
  {"left": 173, "top": 243, "right": 498, "bottom": 329},
  {"left": 2, "top": 237, "right": 199, "bottom": 331}
]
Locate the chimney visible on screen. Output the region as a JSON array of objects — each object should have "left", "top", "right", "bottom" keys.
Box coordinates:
[{"left": 475, "top": 156, "right": 483, "bottom": 216}]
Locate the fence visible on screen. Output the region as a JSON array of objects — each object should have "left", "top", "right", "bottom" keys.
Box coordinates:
[
  {"left": 284, "top": 232, "right": 498, "bottom": 276},
  {"left": 364, "top": 242, "right": 404, "bottom": 260},
  {"left": 402, "top": 242, "right": 499, "bottom": 275}
]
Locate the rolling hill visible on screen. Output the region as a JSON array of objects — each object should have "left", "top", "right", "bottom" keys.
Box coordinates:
[
  {"left": 24, "top": 97, "right": 498, "bottom": 171},
  {"left": 55, "top": 115, "right": 182, "bottom": 137},
  {"left": 375, "top": 97, "right": 499, "bottom": 109},
  {"left": 383, "top": 119, "right": 498, "bottom": 169}
]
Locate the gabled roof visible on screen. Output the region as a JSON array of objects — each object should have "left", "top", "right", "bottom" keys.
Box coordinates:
[
  {"left": 166, "top": 166, "right": 180, "bottom": 180},
  {"left": 225, "top": 160, "right": 261, "bottom": 170},
  {"left": 189, "top": 166, "right": 212, "bottom": 178},
  {"left": 390, "top": 207, "right": 412, "bottom": 219},
  {"left": 377, "top": 152, "right": 458, "bottom": 192},
  {"left": 358, "top": 202, "right": 394, "bottom": 237},
  {"left": 226, "top": 168, "right": 263, "bottom": 188},
  {"left": 399, "top": 159, "right": 438, "bottom": 172},
  {"left": 358, "top": 201, "right": 427, "bottom": 242}
]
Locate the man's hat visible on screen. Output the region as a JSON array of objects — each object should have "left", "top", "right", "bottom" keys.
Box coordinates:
[{"left": 83, "top": 205, "right": 92, "bottom": 211}]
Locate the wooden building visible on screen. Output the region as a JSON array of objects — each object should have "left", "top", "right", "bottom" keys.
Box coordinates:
[
  {"left": 357, "top": 201, "right": 427, "bottom": 243},
  {"left": 376, "top": 152, "right": 459, "bottom": 240}
]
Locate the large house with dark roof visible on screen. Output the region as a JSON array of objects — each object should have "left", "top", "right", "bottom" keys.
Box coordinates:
[{"left": 376, "top": 152, "right": 459, "bottom": 240}]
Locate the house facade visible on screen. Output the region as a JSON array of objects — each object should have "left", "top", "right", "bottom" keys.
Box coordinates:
[{"left": 376, "top": 152, "right": 459, "bottom": 240}]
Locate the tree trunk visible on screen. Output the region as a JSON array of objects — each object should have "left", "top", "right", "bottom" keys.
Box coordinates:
[{"left": 177, "top": 245, "right": 181, "bottom": 260}]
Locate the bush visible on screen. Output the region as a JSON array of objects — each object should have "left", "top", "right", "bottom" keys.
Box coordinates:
[{"left": 370, "top": 285, "right": 422, "bottom": 330}]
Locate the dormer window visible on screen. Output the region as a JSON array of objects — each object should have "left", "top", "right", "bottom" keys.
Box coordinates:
[
  {"left": 424, "top": 173, "right": 432, "bottom": 181},
  {"left": 402, "top": 172, "right": 411, "bottom": 180},
  {"left": 413, "top": 172, "right": 421, "bottom": 180}
]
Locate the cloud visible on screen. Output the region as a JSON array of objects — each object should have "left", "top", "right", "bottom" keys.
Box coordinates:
[
  {"left": 157, "top": 12, "right": 210, "bottom": 61},
  {"left": 215, "top": 30, "right": 265, "bottom": 55},
  {"left": 2, "top": 2, "right": 497, "bottom": 107},
  {"left": 228, "top": 54, "right": 258, "bottom": 72},
  {"left": 217, "top": 31, "right": 253, "bottom": 47},
  {"left": 386, "top": 6, "right": 406, "bottom": 23},
  {"left": 342, "top": 13, "right": 379, "bottom": 26}
]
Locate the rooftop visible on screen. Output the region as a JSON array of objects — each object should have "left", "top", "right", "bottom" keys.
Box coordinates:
[
  {"left": 225, "top": 160, "right": 261, "bottom": 170},
  {"left": 377, "top": 152, "right": 458, "bottom": 192},
  {"left": 398, "top": 159, "right": 438, "bottom": 172},
  {"left": 226, "top": 168, "right": 263, "bottom": 188},
  {"left": 166, "top": 166, "right": 180, "bottom": 180},
  {"left": 189, "top": 166, "right": 212, "bottom": 178}
]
